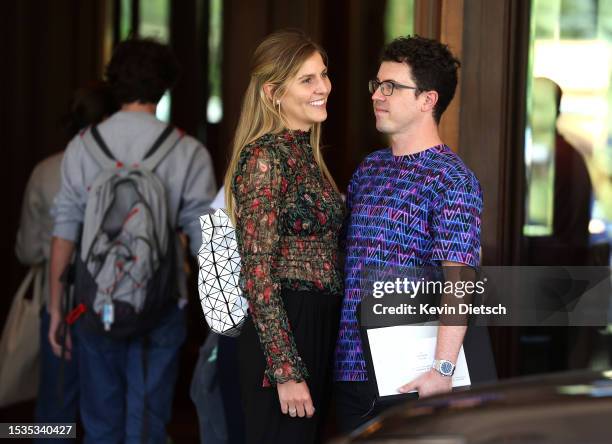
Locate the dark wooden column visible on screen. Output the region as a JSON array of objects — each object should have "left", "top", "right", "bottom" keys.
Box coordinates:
[
  {"left": 460, "top": 0, "right": 530, "bottom": 268},
  {"left": 170, "top": 0, "right": 206, "bottom": 142},
  {"left": 459, "top": 0, "right": 532, "bottom": 377}
]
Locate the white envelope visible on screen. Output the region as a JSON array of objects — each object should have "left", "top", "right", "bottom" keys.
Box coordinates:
[{"left": 366, "top": 324, "right": 470, "bottom": 397}]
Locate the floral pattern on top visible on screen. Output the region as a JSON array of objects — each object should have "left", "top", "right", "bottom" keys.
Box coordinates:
[{"left": 232, "top": 129, "right": 345, "bottom": 386}]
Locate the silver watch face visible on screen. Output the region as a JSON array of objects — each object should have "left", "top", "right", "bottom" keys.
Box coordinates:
[{"left": 440, "top": 361, "right": 454, "bottom": 375}]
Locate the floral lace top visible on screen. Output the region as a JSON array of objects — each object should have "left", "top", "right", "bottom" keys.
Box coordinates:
[{"left": 232, "top": 129, "right": 345, "bottom": 386}]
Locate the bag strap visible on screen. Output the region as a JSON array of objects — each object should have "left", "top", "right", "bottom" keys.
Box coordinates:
[
  {"left": 140, "top": 125, "right": 182, "bottom": 171},
  {"left": 14, "top": 267, "right": 38, "bottom": 303},
  {"left": 82, "top": 124, "right": 181, "bottom": 171},
  {"left": 32, "top": 266, "right": 44, "bottom": 309},
  {"left": 82, "top": 126, "right": 117, "bottom": 169}
]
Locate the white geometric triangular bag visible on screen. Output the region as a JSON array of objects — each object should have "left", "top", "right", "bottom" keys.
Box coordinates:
[{"left": 197, "top": 208, "right": 248, "bottom": 337}]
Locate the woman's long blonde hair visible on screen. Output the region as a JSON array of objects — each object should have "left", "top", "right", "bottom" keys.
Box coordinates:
[{"left": 224, "top": 29, "right": 338, "bottom": 223}]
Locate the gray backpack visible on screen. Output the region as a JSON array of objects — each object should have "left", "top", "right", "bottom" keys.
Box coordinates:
[{"left": 73, "top": 124, "right": 182, "bottom": 338}]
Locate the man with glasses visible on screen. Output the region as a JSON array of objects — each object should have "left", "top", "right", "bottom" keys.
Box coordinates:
[{"left": 334, "top": 35, "right": 489, "bottom": 432}]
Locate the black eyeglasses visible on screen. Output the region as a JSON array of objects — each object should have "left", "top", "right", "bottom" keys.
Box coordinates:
[{"left": 369, "top": 79, "right": 419, "bottom": 96}]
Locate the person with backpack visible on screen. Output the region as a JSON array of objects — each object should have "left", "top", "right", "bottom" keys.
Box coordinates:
[
  {"left": 15, "top": 82, "right": 117, "bottom": 442},
  {"left": 48, "top": 38, "right": 216, "bottom": 443}
]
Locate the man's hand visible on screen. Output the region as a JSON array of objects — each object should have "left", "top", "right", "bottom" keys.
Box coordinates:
[
  {"left": 398, "top": 369, "right": 452, "bottom": 398},
  {"left": 48, "top": 309, "right": 72, "bottom": 360},
  {"left": 277, "top": 380, "right": 315, "bottom": 418},
  {"left": 48, "top": 236, "right": 75, "bottom": 360}
]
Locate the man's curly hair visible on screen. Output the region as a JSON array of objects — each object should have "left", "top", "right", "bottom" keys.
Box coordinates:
[
  {"left": 382, "top": 35, "right": 460, "bottom": 124},
  {"left": 105, "top": 38, "right": 180, "bottom": 105}
]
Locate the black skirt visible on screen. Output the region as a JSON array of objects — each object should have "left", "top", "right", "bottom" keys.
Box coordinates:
[{"left": 237, "top": 288, "right": 342, "bottom": 444}]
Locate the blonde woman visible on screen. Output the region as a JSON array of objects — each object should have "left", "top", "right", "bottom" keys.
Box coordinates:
[{"left": 225, "top": 30, "right": 344, "bottom": 443}]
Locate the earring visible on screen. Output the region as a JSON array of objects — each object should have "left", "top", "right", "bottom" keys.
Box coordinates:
[{"left": 276, "top": 100, "right": 281, "bottom": 105}]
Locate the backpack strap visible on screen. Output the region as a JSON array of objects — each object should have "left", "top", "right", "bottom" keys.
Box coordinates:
[
  {"left": 82, "top": 125, "right": 181, "bottom": 171},
  {"left": 141, "top": 125, "right": 182, "bottom": 171},
  {"left": 81, "top": 126, "right": 118, "bottom": 169}
]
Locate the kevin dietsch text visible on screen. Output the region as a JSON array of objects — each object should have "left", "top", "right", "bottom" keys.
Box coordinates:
[{"left": 372, "top": 302, "right": 507, "bottom": 316}]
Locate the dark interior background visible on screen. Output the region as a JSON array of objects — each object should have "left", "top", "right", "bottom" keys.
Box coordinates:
[{"left": 2, "top": 0, "right": 609, "bottom": 441}]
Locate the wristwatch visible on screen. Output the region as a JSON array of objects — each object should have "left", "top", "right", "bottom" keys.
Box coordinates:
[{"left": 432, "top": 359, "right": 456, "bottom": 377}]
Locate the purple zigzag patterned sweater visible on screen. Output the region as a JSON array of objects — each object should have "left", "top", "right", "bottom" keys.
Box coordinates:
[{"left": 334, "top": 144, "right": 483, "bottom": 382}]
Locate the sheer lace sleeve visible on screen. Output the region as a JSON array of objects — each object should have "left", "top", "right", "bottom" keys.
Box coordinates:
[{"left": 233, "top": 143, "right": 308, "bottom": 385}]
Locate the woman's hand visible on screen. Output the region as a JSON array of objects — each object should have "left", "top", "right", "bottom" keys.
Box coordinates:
[{"left": 277, "top": 380, "right": 315, "bottom": 418}]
